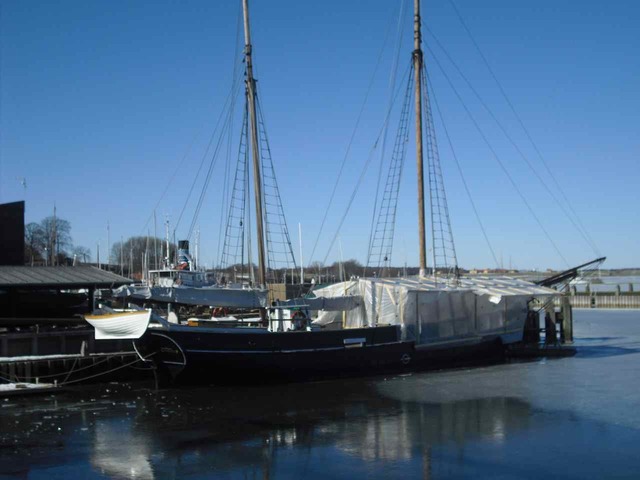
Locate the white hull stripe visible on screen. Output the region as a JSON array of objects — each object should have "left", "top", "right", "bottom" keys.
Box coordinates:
[{"left": 185, "top": 341, "right": 405, "bottom": 355}]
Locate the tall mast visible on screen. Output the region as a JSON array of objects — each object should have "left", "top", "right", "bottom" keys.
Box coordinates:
[
  {"left": 242, "top": 0, "right": 267, "bottom": 288},
  {"left": 413, "top": 0, "right": 428, "bottom": 277}
]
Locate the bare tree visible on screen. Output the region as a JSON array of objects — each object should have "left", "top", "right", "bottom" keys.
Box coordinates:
[
  {"left": 111, "top": 236, "right": 176, "bottom": 276},
  {"left": 40, "top": 216, "right": 72, "bottom": 264},
  {"left": 72, "top": 246, "right": 92, "bottom": 264},
  {"left": 24, "top": 222, "right": 46, "bottom": 265}
]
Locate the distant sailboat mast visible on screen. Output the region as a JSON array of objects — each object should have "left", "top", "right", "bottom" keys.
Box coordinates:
[
  {"left": 242, "top": 0, "right": 268, "bottom": 289},
  {"left": 413, "top": 0, "right": 428, "bottom": 278}
]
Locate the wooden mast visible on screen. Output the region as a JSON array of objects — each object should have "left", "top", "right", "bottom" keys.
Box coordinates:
[
  {"left": 413, "top": 0, "right": 428, "bottom": 277},
  {"left": 242, "top": 0, "right": 268, "bottom": 289}
]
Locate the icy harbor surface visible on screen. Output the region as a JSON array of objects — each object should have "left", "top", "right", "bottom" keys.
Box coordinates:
[{"left": 1, "top": 309, "right": 639, "bottom": 479}]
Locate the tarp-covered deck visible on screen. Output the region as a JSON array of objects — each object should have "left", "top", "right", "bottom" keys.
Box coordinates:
[{"left": 312, "top": 276, "right": 559, "bottom": 348}]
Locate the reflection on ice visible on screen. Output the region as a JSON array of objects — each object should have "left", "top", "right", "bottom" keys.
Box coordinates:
[
  {"left": 332, "top": 397, "right": 529, "bottom": 462},
  {"left": 103, "top": 380, "right": 534, "bottom": 477},
  {"left": 2, "top": 310, "right": 640, "bottom": 479},
  {"left": 91, "top": 420, "right": 154, "bottom": 480}
]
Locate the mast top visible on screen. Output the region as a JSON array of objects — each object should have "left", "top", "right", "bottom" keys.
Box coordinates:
[
  {"left": 414, "top": 0, "right": 422, "bottom": 54},
  {"left": 242, "top": 0, "right": 253, "bottom": 53}
]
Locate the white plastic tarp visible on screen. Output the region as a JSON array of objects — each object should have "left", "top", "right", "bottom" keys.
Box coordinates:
[
  {"left": 113, "top": 284, "right": 268, "bottom": 308},
  {"left": 278, "top": 295, "right": 362, "bottom": 311},
  {"left": 313, "top": 275, "right": 558, "bottom": 346}
]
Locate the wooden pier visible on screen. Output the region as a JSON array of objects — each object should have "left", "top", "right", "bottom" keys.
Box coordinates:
[
  {"left": 0, "top": 326, "right": 144, "bottom": 385},
  {"left": 0, "top": 350, "right": 141, "bottom": 386}
]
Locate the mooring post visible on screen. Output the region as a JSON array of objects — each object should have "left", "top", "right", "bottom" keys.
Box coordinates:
[
  {"left": 523, "top": 309, "right": 540, "bottom": 344},
  {"left": 561, "top": 295, "right": 573, "bottom": 343},
  {"left": 544, "top": 304, "right": 557, "bottom": 345}
]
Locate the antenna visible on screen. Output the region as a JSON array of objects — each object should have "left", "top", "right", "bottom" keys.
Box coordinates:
[
  {"left": 16, "top": 177, "right": 27, "bottom": 191},
  {"left": 299, "top": 223, "right": 304, "bottom": 285},
  {"left": 164, "top": 215, "right": 171, "bottom": 269}
]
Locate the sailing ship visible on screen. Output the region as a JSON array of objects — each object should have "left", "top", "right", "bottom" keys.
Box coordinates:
[
  {"left": 313, "top": 0, "right": 561, "bottom": 360},
  {"left": 114, "top": 239, "right": 268, "bottom": 310},
  {"left": 128, "top": 0, "right": 420, "bottom": 384},
  {"left": 90, "top": 0, "right": 564, "bottom": 385}
]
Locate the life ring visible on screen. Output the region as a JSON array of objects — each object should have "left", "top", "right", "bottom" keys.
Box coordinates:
[
  {"left": 291, "top": 310, "right": 306, "bottom": 330},
  {"left": 212, "top": 307, "right": 229, "bottom": 318}
]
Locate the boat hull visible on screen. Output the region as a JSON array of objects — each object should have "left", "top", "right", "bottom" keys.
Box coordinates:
[
  {"left": 134, "top": 325, "right": 415, "bottom": 385},
  {"left": 134, "top": 324, "right": 508, "bottom": 386},
  {"left": 85, "top": 310, "right": 152, "bottom": 340}
]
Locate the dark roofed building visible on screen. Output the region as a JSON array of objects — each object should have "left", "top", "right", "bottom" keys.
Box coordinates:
[
  {"left": 0, "top": 266, "right": 132, "bottom": 322},
  {"left": 0, "top": 201, "right": 25, "bottom": 266},
  {"left": 0, "top": 265, "right": 132, "bottom": 288}
]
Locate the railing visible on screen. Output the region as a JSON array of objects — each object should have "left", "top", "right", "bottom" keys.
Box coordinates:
[{"left": 553, "top": 294, "right": 640, "bottom": 309}]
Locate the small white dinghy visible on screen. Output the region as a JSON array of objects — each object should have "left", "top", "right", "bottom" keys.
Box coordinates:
[{"left": 84, "top": 309, "right": 152, "bottom": 340}]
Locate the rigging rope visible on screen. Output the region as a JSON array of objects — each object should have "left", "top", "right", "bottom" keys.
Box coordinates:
[
  {"left": 139, "top": 65, "right": 243, "bottom": 239},
  {"left": 366, "top": 0, "right": 410, "bottom": 274},
  {"left": 59, "top": 353, "right": 156, "bottom": 386},
  {"left": 307, "top": 3, "right": 401, "bottom": 268},
  {"left": 366, "top": 61, "right": 414, "bottom": 275},
  {"left": 320, "top": 65, "right": 413, "bottom": 266},
  {"left": 424, "top": 27, "right": 601, "bottom": 258},
  {"left": 422, "top": 64, "right": 459, "bottom": 277},
  {"left": 446, "top": 0, "right": 600, "bottom": 256},
  {"left": 0, "top": 352, "right": 156, "bottom": 386},
  {"left": 255, "top": 94, "right": 299, "bottom": 280},
  {"left": 220, "top": 104, "right": 250, "bottom": 272},
  {"left": 217, "top": 2, "right": 246, "bottom": 270},
  {"left": 185, "top": 81, "right": 244, "bottom": 242},
  {"left": 427, "top": 73, "right": 501, "bottom": 269},
  {"left": 2, "top": 354, "right": 113, "bottom": 381},
  {"left": 424, "top": 44, "right": 570, "bottom": 268},
  {"left": 175, "top": 80, "right": 242, "bottom": 239}
]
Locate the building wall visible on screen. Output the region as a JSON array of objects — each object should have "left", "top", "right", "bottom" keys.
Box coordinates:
[{"left": 0, "top": 201, "right": 25, "bottom": 266}]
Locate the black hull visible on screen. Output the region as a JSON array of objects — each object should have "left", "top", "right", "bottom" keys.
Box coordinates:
[
  {"left": 135, "top": 325, "right": 415, "bottom": 385},
  {"left": 134, "top": 325, "right": 507, "bottom": 386}
]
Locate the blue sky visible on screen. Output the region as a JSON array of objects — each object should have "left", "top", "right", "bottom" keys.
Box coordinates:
[{"left": 1, "top": 0, "right": 638, "bottom": 270}]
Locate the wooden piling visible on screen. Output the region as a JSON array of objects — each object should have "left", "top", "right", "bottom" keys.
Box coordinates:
[
  {"left": 561, "top": 296, "right": 573, "bottom": 343},
  {"left": 523, "top": 309, "right": 540, "bottom": 344},
  {"left": 544, "top": 304, "right": 557, "bottom": 345}
]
